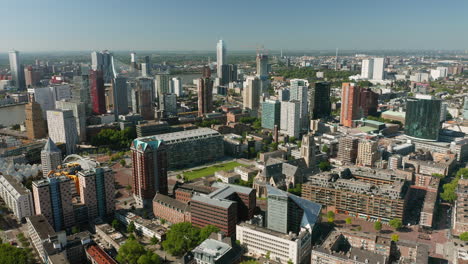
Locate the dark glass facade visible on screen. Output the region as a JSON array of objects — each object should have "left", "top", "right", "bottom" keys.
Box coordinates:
[
  {"left": 404, "top": 98, "right": 441, "bottom": 141},
  {"left": 310, "top": 82, "right": 331, "bottom": 119}
]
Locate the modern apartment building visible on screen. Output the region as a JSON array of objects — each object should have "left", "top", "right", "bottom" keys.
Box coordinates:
[
  {"left": 77, "top": 167, "right": 115, "bottom": 220},
  {"left": 0, "top": 174, "right": 34, "bottom": 221},
  {"left": 41, "top": 138, "right": 62, "bottom": 176},
  {"left": 356, "top": 139, "right": 380, "bottom": 167},
  {"left": 261, "top": 99, "right": 280, "bottom": 130},
  {"left": 280, "top": 100, "right": 301, "bottom": 138},
  {"left": 46, "top": 109, "right": 78, "bottom": 155},
  {"left": 336, "top": 136, "right": 359, "bottom": 164},
  {"left": 310, "top": 82, "right": 331, "bottom": 119}
]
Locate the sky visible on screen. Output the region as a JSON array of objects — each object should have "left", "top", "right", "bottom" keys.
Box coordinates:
[{"left": 1, "top": 0, "right": 468, "bottom": 52}]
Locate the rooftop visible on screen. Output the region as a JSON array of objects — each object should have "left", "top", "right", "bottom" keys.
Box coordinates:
[
  {"left": 0, "top": 174, "right": 31, "bottom": 195},
  {"left": 27, "top": 215, "right": 56, "bottom": 240},
  {"left": 192, "top": 238, "right": 231, "bottom": 260},
  {"left": 191, "top": 194, "right": 235, "bottom": 209}
]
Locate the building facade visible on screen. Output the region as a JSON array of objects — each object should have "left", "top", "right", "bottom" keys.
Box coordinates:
[
  {"left": 46, "top": 109, "right": 78, "bottom": 155},
  {"left": 340, "top": 83, "right": 361, "bottom": 128},
  {"left": 25, "top": 98, "right": 47, "bottom": 140},
  {"left": 197, "top": 77, "right": 213, "bottom": 116},
  {"left": 261, "top": 99, "right": 280, "bottom": 130},
  {"left": 78, "top": 167, "right": 115, "bottom": 220},
  {"left": 41, "top": 138, "right": 62, "bottom": 176},
  {"left": 0, "top": 174, "right": 34, "bottom": 221},
  {"left": 404, "top": 97, "right": 441, "bottom": 141},
  {"left": 310, "top": 82, "right": 331, "bottom": 119}
]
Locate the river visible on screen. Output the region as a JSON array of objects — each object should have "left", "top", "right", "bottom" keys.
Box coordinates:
[{"left": 0, "top": 104, "right": 26, "bottom": 127}]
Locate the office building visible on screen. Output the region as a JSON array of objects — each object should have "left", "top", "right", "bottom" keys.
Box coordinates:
[
  {"left": 47, "top": 109, "right": 78, "bottom": 155},
  {"left": 24, "top": 66, "right": 41, "bottom": 87},
  {"left": 71, "top": 75, "right": 91, "bottom": 116},
  {"left": 32, "top": 177, "right": 76, "bottom": 231},
  {"left": 359, "top": 88, "right": 378, "bottom": 117},
  {"left": 356, "top": 139, "right": 379, "bottom": 167},
  {"left": 404, "top": 97, "right": 441, "bottom": 141},
  {"left": 372, "top": 58, "right": 385, "bottom": 80},
  {"left": 256, "top": 54, "right": 268, "bottom": 79},
  {"left": 302, "top": 169, "right": 406, "bottom": 222},
  {"left": 130, "top": 139, "right": 168, "bottom": 208},
  {"left": 340, "top": 83, "right": 361, "bottom": 128},
  {"left": 337, "top": 137, "right": 359, "bottom": 164},
  {"left": 310, "top": 82, "right": 331, "bottom": 119},
  {"left": 152, "top": 194, "right": 191, "bottom": 224},
  {"left": 261, "top": 99, "right": 280, "bottom": 130},
  {"left": 228, "top": 64, "right": 238, "bottom": 83},
  {"left": 91, "top": 50, "right": 116, "bottom": 83},
  {"left": 192, "top": 236, "right": 242, "bottom": 264},
  {"left": 160, "top": 93, "right": 177, "bottom": 116},
  {"left": 361, "top": 59, "right": 374, "bottom": 79},
  {"left": 89, "top": 70, "right": 106, "bottom": 115},
  {"left": 132, "top": 77, "right": 154, "bottom": 120},
  {"left": 216, "top": 40, "right": 226, "bottom": 81},
  {"left": 243, "top": 76, "right": 261, "bottom": 114},
  {"left": 198, "top": 77, "right": 213, "bottom": 116},
  {"left": 138, "top": 128, "right": 224, "bottom": 169},
  {"left": 0, "top": 174, "right": 34, "bottom": 221},
  {"left": 280, "top": 100, "right": 300, "bottom": 138},
  {"left": 27, "top": 87, "right": 56, "bottom": 118},
  {"left": 41, "top": 138, "right": 62, "bottom": 176},
  {"left": 56, "top": 100, "right": 87, "bottom": 143},
  {"left": 25, "top": 97, "right": 47, "bottom": 140},
  {"left": 290, "top": 84, "right": 309, "bottom": 131},
  {"left": 9, "top": 50, "right": 25, "bottom": 90},
  {"left": 170, "top": 77, "right": 183, "bottom": 96},
  {"left": 155, "top": 74, "right": 170, "bottom": 99},
  {"left": 77, "top": 167, "right": 115, "bottom": 220},
  {"left": 112, "top": 76, "right": 129, "bottom": 116}
]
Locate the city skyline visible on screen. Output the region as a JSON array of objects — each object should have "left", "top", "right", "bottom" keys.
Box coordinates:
[{"left": 2, "top": 0, "right": 468, "bottom": 52}]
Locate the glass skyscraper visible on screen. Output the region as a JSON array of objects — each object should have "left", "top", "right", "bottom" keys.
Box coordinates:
[
  {"left": 404, "top": 98, "right": 441, "bottom": 141},
  {"left": 261, "top": 100, "right": 280, "bottom": 130}
]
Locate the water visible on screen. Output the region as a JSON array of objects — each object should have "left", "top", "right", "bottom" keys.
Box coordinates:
[{"left": 0, "top": 104, "right": 26, "bottom": 127}]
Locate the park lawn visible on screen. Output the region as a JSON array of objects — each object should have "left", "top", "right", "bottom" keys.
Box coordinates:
[{"left": 183, "top": 161, "right": 246, "bottom": 180}]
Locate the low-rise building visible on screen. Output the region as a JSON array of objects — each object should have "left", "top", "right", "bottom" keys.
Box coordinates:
[
  {"left": 191, "top": 233, "right": 242, "bottom": 264},
  {"left": 234, "top": 165, "right": 259, "bottom": 181},
  {"left": 0, "top": 174, "right": 34, "bottom": 221},
  {"left": 86, "top": 244, "right": 118, "bottom": 264},
  {"left": 215, "top": 170, "right": 241, "bottom": 183},
  {"left": 115, "top": 210, "right": 167, "bottom": 240},
  {"left": 94, "top": 223, "right": 125, "bottom": 250},
  {"left": 153, "top": 193, "right": 191, "bottom": 224}
]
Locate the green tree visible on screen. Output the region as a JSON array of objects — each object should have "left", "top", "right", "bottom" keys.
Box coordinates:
[
  {"left": 345, "top": 217, "right": 352, "bottom": 225},
  {"left": 120, "top": 159, "right": 126, "bottom": 167},
  {"left": 460, "top": 232, "right": 468, "bottom": 241},
  {"left": 127, "top": 221, "right": 136, "bottom": 233},
  {"left": 150, "top": 236, "right": 159, "bottom": 245},
  {"left": 287, "top": 184, "right": 302, "bottom": 196},
  {"left": 160, "top": 219, "right": 166, "bottom": 225},
  {"left": 389, "top": 219, "right": 403, "bottom": 230},
  {"left": 162, "top": 222, "right": 201, "bottom": 256},
  {"left": 240, "top": 261, "right": 260, "bottom": 264},
  {"left": 0, "top": 243, "right": 33, "bottom": 264},
  {"left": 431, "top": 173, "right": 444, "bottom": 179},
  {"left": 391, "top": 234, "right": 399, "bottom": 242},
  {"left": 137, "top": 251, "right": 161, "bottom": 264},
  {"left": 199, "top": 225, "right": 220, "bottom": 243},
  {"left": 327, "top": 211, "right": 335, "bottom": 218},
  {"left": 265, "top": 251, "right": 271, "bottom": 260},
  {"left": 327, "top": 217, "right": 334, "bottom": 223},
  {"left": 71, "top": 226, "right": 80, "bottom": 234},
  {"left": 321, "top": 145, "right": 329, "bottom": 153},
  {"left": 112, "top": 219, "right": 120, "bottom": 229},
  {"left": 374, "top": 221, "right": 382, "bottom": 232},
  {"left": 319, "top": 161, "right": 331, "bottom": 171},
  {"left": 117, "top": 239, "right": 151, "bottom": 264},
  {"left": 287, "top": 260, "right": 293, "bottom": 264}
]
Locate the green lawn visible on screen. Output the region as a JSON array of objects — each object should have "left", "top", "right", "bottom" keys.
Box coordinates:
[{"left": 182, "top": 161, "right": 246, "bottom": 180}]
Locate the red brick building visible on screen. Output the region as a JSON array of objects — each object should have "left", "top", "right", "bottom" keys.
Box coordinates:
[
  {"left": 190, "top": 195, "right": 238, "bottom": 237},
  {"left": 153, "top": 194, "right": 191, "bottom": 224},
  {"left": 86, "top": 245, "right": 118, "bottom": 264}
]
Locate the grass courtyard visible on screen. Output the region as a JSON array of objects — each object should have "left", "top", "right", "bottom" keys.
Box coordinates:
[{"left": 181, "top": 161, "right": 246, "bottom": 181}]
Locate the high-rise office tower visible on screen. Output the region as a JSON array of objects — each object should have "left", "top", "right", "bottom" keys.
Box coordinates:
[
  {"left": 156, "top": 74, "right": 170, "bottom": 99},
  {"left": 404, "top": 97, "right": 441, "bottom": 141},
  {"left": 25, "top": 95, "right": 47, "bottom": 140},
  {"left": 130, "top": 52, "right": 138, "bottom": 71},
  {"left": 170, "top": 77, "right": 183, "bottom": 96},
  {"left": 197, "top": 77, "right": 213, "bottom": 116},
  {"left": 340, "top": 83, "right": 361, "bottom": 128},
  {"left": 141, "top": 63, "right": 149, "bottom": 77},
  {"left": 32, "top": 177, "right": 75, "bottom": 231},
  {"left": 220, "top": 64, "right": 230, "bottom": 85},
  {"left": 228, "top": 64, "right": 238, "bottom": 83},
  {"left": 104, "top": 83, "right": 114, "bottom": 114},
  {"left": 41, "top": 138, "right": 62, "bottom": 176},
  {"left": 310, "top": 82, "right": 331, "bottom": 119},
  {"left": 372, "top": 58, "right": 385, "bottom": 80},
  {"left": 290, "top": 83, "right": 309, "bottom": 132},
  {"left": 131, "top": 139, "right": 168, "bottom": 208},
  {"left": 112, "top": 76, "right": 129, "bottom": 116},
  {"left": 24, "top": 66, "right": 41, "bottom": 88},
  {"left": 202, "top": 65, "right": 211, "bottom": 78},
  {"left": 356, "top": 139, "right": 379, "bottom": 167},
  {"left": 89, "top": 70, "right": 106, "bottom": 115},
  {"left": 46, "top": 109, "right": 78, "bottom": 155},
  {"left": 91, "top": 50, "right": 116, "bottom": 83},
  {"left": 361, "top": 59, "right": 374, "bottom": 79},
  {"left": 301, "top": 133, "right": 316, "bottom": 169},
  {"left": 9, "top": 50, "right": 25, "bottom": 90},
  {"left": 78, "top": 167, "right": 115, "bottom": 220},
  {"left": 71, "top": 75, "right": 91, "bottom": 116},
  {"left": 133, "top": 77, "right": 154, "bottom": 120},
  {"left": 256, "top": 54, "right": 269, "bottom": 79},
  {"left": 280, "top": 100, "right": 300, "bottom": 138},
  {"left": 261, "top": 100, "right": 281, "bottom": 130},
  {"left": 243, "top": 76, "right": 261, "bottom": 115},
  {"left": 56, "top": 100, "right": 87, "bottom": 143},
  {"left": 359, "top": 88, "right": 378, "bottom": 117},
  {"left": 266, "top": 185, "right": 321, "bottom": 234},
  {"left": 160, "top": 93, "right": 177, "bottom": 116},
  {"left": 216, "top": 40, "right": 226, "bottom": 80}
]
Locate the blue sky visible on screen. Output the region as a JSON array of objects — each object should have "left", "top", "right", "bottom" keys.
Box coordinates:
[{"left": 1, "top": 0, "right": 468, "bottom": 52}]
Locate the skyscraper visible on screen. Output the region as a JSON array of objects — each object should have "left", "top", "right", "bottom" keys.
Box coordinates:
[
  {"left": 46, "top": 109, "right": 78, "bottom": 155},
  {"left": 310, "top": 82, "right": 331, "bottom": 119},
  {"left": 280, "top": 100, "right": 300, "bottom": 138},
  {"left": 216, "top": 40, "right": 226, "bottom": 80},
  {"left": 361, "top": 59, "right": 374, "bottom": 79},
  {"left": 32, "top": 177, "right": 75, "bottom": 231},
  {"left": 170, "top": 77, "right": 183, "bottom": 96},
  {"left": 78, "top": 167, "right": 115, "bottom": 220},
  {"left": 261, "top": 99, "right": 281, "bottom": 130},
  {"left": 71, "top": 75, "right": 91, "bottom": 116},
  {"left": 256, "top": 54, "right": 269, "bottom": 78},
  {"left": 55, "top": 100, "right": 87, "bottom": 143},
  {"left": 112, "top": 76, "right": 129, "bottom": 116},
  {"left": 243, "top": 76, "right": 261, "bottom": 114},
  {"left": 133, "top": 77, "right": 154, "bottom": 120},
  {"left": 24, "top": 66, "right": 41, "bottom": 88},
  {"left": 404, "top": 97, "right": 441, "bottom": 141},
  {"left": 91, "top": 50, "right": 116, "bottom": 83},
  {"left": 89, "top": 70, "right": 106, "bottom": 115},
  {"left": 340, "top": 83, "right": 361, "bottom": 128},
  {"left": 41, "top": 138, "right": 62, "bottom": 176},
  {"left": 359, "top": 88, "right": 378, "bottom": 117},
  {"left": 337, "top": 136, "right": 359, "bottom": 164},
  {"left": 372, "top": 57, "right": 385, "bottom": 80},
  {"left": 290, "top": 82, "right": 309, "bottom": 132},
  {"left": 25, "top": 96, "right": 47, "bottom": 140},
  {"left": 156, "top": 74, "right": 171, "bottom": 99},
  {"left": 9, "top": 50, "right": 25, "bottom": 90},
  {"left": 197, "top": 77, "right": 213, "bottom": 116},
  {"left": 356, "top": 139, "right": 379, "bottom": 167},
  {"left": 131, "top": 139, "right": 168, "bottom": 208}
]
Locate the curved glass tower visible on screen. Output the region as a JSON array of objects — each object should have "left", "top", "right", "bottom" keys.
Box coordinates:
[{"left": 404, "top": 98, "right": 441, "bottom": 141}]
